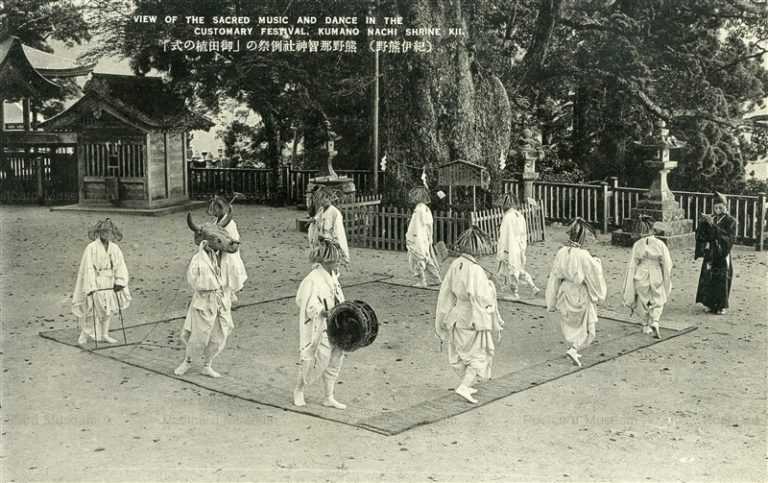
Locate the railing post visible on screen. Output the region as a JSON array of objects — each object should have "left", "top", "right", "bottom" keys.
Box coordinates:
[
  {"left": 601, "top": 181, "right": 609, "bottom": 234},
  {"left": 757, "top": 192, "right": 766, "bottom": 251},
  {"left": 610, "top": 176, "right": 619, "bottom": 227},
  {"left": 35, "top": 153, "right": 44, "bottom": 205}
]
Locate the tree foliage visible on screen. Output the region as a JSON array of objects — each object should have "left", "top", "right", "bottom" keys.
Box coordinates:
[
  {"left": 82, "top": 0, "right": 768, "bottom": 195},
  {"left": 0, "top": 0, "right": 91, "bottom": 51}
]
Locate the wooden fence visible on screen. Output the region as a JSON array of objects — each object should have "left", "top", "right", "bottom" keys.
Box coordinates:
[
  {"left": 187, "top": 167, "right": 766, "bottom": 249},
  {"left": 341, "top": 197, "right": 545, "bottom": 252},
  {"left": 189, "top": 166, "right": 377, "bottom": 204},
  {"left": 0, "top": 144, "right": 78, "bottom": 204},
  {"left": 188, "top": 167, "right": 276, "bottom": 202},
  {"left": 505, "top": 177, "right": 767, "bottom": 249},
  {"left": 286, "top": 169, "right": 376, "bottom": 204},
  {"left": 503, "top": 180, "right": 605, "bottom": 228},
  {"left": 469, "top": 205, "right": 547, "bottom": 245}
]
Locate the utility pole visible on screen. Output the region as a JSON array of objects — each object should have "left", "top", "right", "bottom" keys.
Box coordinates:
[{"left": 371, "top": 0, "right": 380, "bottom": 193}]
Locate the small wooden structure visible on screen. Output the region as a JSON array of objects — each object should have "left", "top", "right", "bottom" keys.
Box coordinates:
[
  {"left": 0, "top": 34, "right": 93, "bottom": 203},
  {"left": 41, "top": 74, "right": 212, "bottom": 209},
  {"left": 437, "top": 160, "right": 490, "bottom": 211}
]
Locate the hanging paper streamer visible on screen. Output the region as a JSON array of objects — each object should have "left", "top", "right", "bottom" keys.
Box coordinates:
[
  {"left": 499, "top": 150, "right": 506, "bottom": 170},
  {"left": 380, "top": 153, "right": 387, "bottom": 172},
  {"left": 421, "top": 167, "right": 428, "bottom": 189}
]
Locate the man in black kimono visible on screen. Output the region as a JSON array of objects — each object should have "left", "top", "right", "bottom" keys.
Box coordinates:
[{"left": 695, "top": 192, "right": 737, "bottom": 315}]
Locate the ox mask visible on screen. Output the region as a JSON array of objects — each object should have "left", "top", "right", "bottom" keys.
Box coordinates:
[{"left": 187, "top": 212, "right": 240, "bottom": 253}]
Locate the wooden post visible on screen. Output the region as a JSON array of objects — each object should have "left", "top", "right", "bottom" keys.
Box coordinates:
[
  {"left": 163, "top": 132, "right": 170, "bottom": 199},
  {"left": 35, "top": 151, "right": 44, "bottom": 204},
  {"left": 610, "top": 176, "right": 619, "bottom": 227},
  {"left": 757, "top": 192, "right": 766, "bottom": 251},
  {"left": 601, "top": 181, "right": 609, "bottom": 234},
  {"left": 22, "top": 98, "right": 31, "bottom": 132},
  {"left": 472, "top": 185, "right": 477, "bottom": 212},
  {"left": 372, "top": 41, "right": 380, "bottom": 194},
  {"left": 145, "top": 133, "right": 152, "bottom": 208},
  {"left": 182, "top": 132, "right": 188, "bottom": 196}
]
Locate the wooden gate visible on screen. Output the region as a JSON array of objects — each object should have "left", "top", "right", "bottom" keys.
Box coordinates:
[{"left": 0, "top": 144, "right": 78, "bottom": 204}]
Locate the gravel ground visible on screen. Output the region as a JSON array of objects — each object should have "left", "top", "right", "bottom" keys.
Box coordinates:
[{"left": 1, "top": 204, "right": 766, "bottom": 482}]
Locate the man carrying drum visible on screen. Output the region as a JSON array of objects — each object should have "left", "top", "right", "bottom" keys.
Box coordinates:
[{"left": 294, "top": 238, "right": 347, "bottom": 410}]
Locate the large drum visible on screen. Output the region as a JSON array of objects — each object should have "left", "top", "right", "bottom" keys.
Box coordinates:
[{"left": 327, "top": 300, "right": 379, "bottom": 352}]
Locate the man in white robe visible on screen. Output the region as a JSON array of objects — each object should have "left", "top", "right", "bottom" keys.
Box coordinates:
[
  {"left": 208, "top": 196, "right": 248, "bottom": 303},
  {"left": 496, "top": 193, "right": 540, "bottom": 298},
  {"left": 435, "top": 227, "right": 504, "bottom": 404},
  {"left": 294, "top": 239, "right": 347, "bottom": 409},
  {"left": 406, "top": 186, "right": 441, "bottom": 287},
  {"left": 622, "top": 217, "right": 672, "bottom": 339},
  {"left": 545, "top": 218, "right": 607, "bottom": 367},
  {"left": 308, "top": 187, "right": 350, "bottom": 269},
  {"left": 174, "top": 240, "right": 234, "bottom": 378},
  {"left": 72, "top": 218, "right": 131, "bottom": 345}
]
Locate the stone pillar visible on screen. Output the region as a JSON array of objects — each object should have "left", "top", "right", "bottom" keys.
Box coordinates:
[{"left": 520, "top": 170, "right": 539, "bottom": 204}]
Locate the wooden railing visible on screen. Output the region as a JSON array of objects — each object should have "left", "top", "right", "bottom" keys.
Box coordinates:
[
  {"left": 504, "top": 177, "right": 767, "bottom": 250},
  {"left": 0, "top": 145, "right": 78, "bottom": 204},
  {"left": 190, "top": 166, "right": 377, "bottom": 204},
  {"left": 188, "top": 167, "right": 276, "bottom": 202},
  {"left": 340, "top": 198, "right": 545, "bottom": 252},
  {"left": 612, "top": 183, "right": 767, "bottom": 246},
  {"left": 470, "top": 205, "right": 547, "bottom": 245},
  {"left": 504, "top": 179, "right": 604, "bottom": 226},
  {"left": 82, "top": 142, "right": 145, "bottom": 178},
  {"left": 188, "top": 168, "right": 766, "bottom": 250}
]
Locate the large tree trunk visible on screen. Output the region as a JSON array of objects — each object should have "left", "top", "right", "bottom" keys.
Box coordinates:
[
  {"left": 571, "top": 83, "right": 590, "bottom": 170},
  {"left": 520, "top": 0, "right": 563, "bottom": 85},
  {"left": 386, "top": 0, "right": 512, "bottom": 198},
  {"left": 262, "top": 109, "right": 283, "bottom": 204}
]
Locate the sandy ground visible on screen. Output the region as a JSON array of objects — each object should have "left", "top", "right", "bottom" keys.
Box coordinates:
[{"left": 1, "top": 204, "right": 766, "bottom": 482}]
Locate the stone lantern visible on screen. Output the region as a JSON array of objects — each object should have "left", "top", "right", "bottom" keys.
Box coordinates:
[
  {"left": 298, "top": 119, "right": 357, "bottom": 231},
  {"left": 518, "top": 127, "right": 542, "bottom": 203},
  {"left": 611, "top": 120, "right": 694, "bottom": 248}
]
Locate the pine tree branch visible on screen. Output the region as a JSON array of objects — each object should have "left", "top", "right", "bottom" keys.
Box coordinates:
[
  {"left": 558, "top": 17, "right": 629, "bottom": 38},
  {"left": 723, "top": 0, "right": 768, "bottom": 16},
  {"left": 542, "top": 66, "right": 740, "bottom": 128},
  {"left": 711, "top": 46, "right": 768, "bottom": 72}
]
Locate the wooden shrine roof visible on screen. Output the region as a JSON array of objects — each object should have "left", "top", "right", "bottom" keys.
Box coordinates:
[
  {"left": 40, "top": 74, "right": 214, "bottom": 133},
  {"left": 0, "top": 35, "right": 93, "bottom": 100}
]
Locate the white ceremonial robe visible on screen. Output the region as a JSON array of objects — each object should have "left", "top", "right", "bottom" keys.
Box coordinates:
[
  {"left": 296, "top": 265, "right": 345, "bottom": 385},
  {"left": 308, "top": 205, "right": 350, "bottom": 265},
  {"left": 622, "top": 235, "right": 672, "bottom": 323},
  {"left": 220, "top": 220, "right": 247, "bottom": 302},
  {"left": 406, "top": 203, "right": 441, "bottom": 279},
  {"left": 72, "top": 240, "right": 131, "bottom": 339},
  {"left": 435, "top": 255, "right": 504, "bottom": 380},
  {"left": 545, "top": 245, "right": 607, "bottom": 351},
  {"left": 496, "top": 208, "right": 528, "bottom": 278},
  {"left": 181, "top": 243, "right": 234, "bottom": 363}
]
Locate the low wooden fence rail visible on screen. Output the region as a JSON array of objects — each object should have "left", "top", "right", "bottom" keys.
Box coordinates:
[
  {"left": 0, "top": 144, "right": 78, "bottom": 204},
  {"left": 187, "top": 167, "right": 766, "bottom": 250},
  {"left": 340, "top": 197, "right": 546, "bottom": 252}
]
